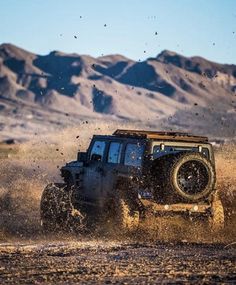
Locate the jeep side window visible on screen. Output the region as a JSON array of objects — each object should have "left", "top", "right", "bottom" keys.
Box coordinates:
[
  {"left": 90, "top": 141, "right": 106, "bottom": 161},
  {"left": 124, "top": 143, "right": 144, "bottom": 167},
  {"left": 107, "top": 142, "right": 122, "bottom": 164}
]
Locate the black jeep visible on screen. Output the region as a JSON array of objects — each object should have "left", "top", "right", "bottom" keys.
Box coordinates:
[{"left": 40, "top": 129, "right": 224, "bottom": 233}]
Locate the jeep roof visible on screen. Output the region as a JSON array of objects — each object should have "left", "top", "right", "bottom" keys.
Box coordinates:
[{"left": 108, "top": 129, "right": 208, "bottom": 143}]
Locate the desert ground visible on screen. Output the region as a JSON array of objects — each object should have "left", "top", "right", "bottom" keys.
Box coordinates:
[
  {"left": 0, "top": 123, "right": 235, "bottom": 284},
  {"left": 0, "top": 240, "right": 235, "bottom": 284}
]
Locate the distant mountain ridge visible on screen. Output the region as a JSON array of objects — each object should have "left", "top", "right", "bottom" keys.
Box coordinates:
[{"left": 0, "top": 43, "right": 236, "bottom": 140}]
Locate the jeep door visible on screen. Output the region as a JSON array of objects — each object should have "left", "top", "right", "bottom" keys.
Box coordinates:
[
  {"left": 82, "top": 139, "right": 107, "bottom": 200},
  {"left": 102, "top": 140, "right": 123, "bottom": 195}
]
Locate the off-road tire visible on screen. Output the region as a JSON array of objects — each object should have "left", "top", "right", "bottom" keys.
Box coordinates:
[
  {"left": 209, "top": 194, "right": 224, "bottom": 231},
  {"left": 115, "top": 197, "right": 140, "bottom": 231},
  {"left": 153, "top": 152, "right": 216, "bottom": 203},
  {"left": 40, "top": 183, "right": 84, "bottom": 233}
]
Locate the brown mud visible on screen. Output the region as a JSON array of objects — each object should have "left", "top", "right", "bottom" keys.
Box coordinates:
[{"left": 0, "top": 125, "right": 235, "bottom": 283}]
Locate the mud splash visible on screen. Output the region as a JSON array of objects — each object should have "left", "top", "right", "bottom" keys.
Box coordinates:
[
  {"left": 0, "top": 124, "right": 235, "bottom": 243},
  {"left": 0, "top": 122, "right": 132, "bottom": 239}
]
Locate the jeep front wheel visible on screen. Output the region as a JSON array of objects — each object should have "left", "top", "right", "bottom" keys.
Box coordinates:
[{"left": 40, "top": 183, "right": 84, "bottom": 233}]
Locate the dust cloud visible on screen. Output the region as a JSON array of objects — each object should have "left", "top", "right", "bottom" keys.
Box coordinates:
[{"left": 0, "top": 122, "right": 235, "bottom": 244}]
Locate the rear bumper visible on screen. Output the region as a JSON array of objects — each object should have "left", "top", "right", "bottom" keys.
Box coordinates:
[{"left": 140, "top": 199, "right": 211, "bottom": 215}]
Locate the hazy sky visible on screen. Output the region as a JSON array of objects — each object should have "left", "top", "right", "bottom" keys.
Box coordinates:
[{"left": 1, "top": 0, "right": 236, "bottom": 63}]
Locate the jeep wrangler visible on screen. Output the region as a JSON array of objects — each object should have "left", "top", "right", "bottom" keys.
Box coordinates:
[{"left": 40, "top": 129, "right": 224, "bottom": 233}]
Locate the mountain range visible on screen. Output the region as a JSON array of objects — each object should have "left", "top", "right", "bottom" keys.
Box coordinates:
[{"left": 0, "top": 43, "right": 235, "bottom": 141}]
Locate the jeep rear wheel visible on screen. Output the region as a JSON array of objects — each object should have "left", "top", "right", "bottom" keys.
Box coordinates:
[
  {"left": 40, "top": 183, "right": 84, "bottom": 233},
  {"left": 115, "top": 197, "right": 140, "bottom": 231},
  {"left": 209, "top": 194, "right": 224, "bottom": 231}
]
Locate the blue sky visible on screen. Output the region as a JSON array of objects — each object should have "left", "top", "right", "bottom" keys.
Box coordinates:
[{"left": 0, "top": 0, "right": 236, "bottom": 63}]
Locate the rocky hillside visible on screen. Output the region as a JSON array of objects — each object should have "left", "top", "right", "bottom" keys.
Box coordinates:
[{"left": 0, "top": 43, "right": 235, "bottom": 140}]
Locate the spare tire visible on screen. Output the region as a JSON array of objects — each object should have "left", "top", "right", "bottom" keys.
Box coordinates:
[{"left": 153, "top": 152, "right": 216, "bottom": 203}]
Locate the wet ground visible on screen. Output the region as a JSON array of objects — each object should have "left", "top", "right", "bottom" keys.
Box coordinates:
[{"left": 0, "top": 240, "right": 235, "bottom": 284}]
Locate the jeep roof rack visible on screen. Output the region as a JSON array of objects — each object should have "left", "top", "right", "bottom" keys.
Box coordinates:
[{"left": 113, "top": 129, "right": 208, "bottom": 143}]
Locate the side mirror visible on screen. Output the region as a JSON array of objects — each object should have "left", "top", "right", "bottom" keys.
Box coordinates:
[
  {"left": 91, "top": 153, "right": 102, "bottom": 162},
  {"left": 77, "top": 151, "right": 87, "bottom": 162}
]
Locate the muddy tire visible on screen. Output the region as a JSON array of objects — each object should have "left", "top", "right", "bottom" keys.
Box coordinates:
[
  {"left": 209, "top": 194, "right": 224, "bottom": 231},
  {"left": 40, "top": 183, "right": 84, "bottom": 233},
  {"left": 153, "top": 152, "right": 216, "bottom": 203},
  {"left": 114, "top": 196, "right": 140, "bottom": 232}
]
